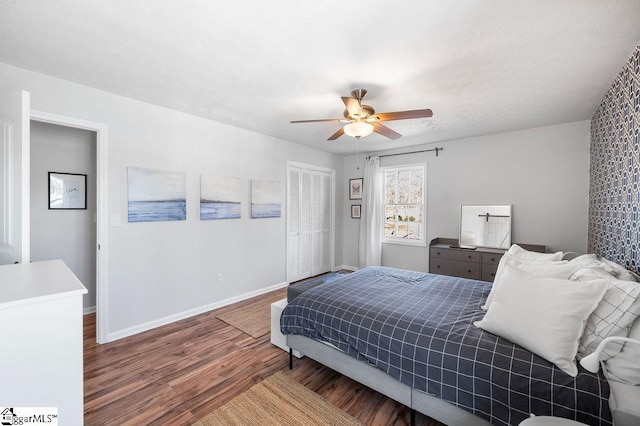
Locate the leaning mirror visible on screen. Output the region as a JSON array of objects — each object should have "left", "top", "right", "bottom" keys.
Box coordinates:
[{"left": 459, "top": 204, "right": 512, "bottom": 249}]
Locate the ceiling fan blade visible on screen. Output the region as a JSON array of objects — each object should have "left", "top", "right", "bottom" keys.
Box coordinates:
[
  {"left": 373, "top": 123, "right": 402, "bottom": 140},
  {"left": 342, "top": 96, "right": 363, "bottom": 118},
  {"left": 327, "top": 127, "right": 345, "bottom": 140},
  {"left": 372, "top": 109, "right": 433, "bottom": 122},
  {"left": 290, "top": 118, "right": 343, "bottom": 124}
]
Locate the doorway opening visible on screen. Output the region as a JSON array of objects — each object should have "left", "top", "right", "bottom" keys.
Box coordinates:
[
  {"left": 30, "top": 110, "right": 108, "bottom": 343},
  {"left": 30, "top": 121, "right": 97, "bottom": 313}
]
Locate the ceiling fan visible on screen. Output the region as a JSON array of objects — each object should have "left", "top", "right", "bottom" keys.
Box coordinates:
[{"left": 291, "top": 89, "right": 433, "bottom": 141}]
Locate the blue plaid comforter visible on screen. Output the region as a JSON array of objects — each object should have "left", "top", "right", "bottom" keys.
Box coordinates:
[{"left": 280, "top": 266, "right": 611, "bottom": 426}]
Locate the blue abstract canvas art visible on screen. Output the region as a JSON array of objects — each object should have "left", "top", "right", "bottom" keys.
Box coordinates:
[
  {"left": 251, "top": 179, "right": 281, "bottom": 219},
  {"left": 200, "top": 174, "right": 241, "bottom": 220},
  {"left": 128, "top": 166, "right": 187, "bottom": 222}
]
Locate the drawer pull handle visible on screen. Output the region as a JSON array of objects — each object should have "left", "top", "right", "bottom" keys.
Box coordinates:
[
  {"left": 437, "top": 265, "right": 440, "bottom": 268},
  {"left": 468, "top": 255, "right": 471, "bottom": 259},
  {"left": 491, "top": 258, "right": 496, "bottom": 262},
  {"left": 468, "top": 270, "right": 472, "bottom": 273},
  {"left": 437, "top": 251, "right": 440, "bottom": 255}
]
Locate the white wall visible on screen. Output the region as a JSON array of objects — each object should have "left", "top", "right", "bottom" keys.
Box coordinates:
[
  {"left": 0, "top": 60, "right": 590, "bottom": 338},
  {"left": 30, "top": 121, "right": 97, "bottom": 310},
  {"left": 342, "top": 121, "right": 591, "bottom": 271},
  {"left": 0, "top": 62, "right": 343, "bottom": 340}
]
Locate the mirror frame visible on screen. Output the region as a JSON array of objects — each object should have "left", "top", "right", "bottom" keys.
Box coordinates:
[{"left": 459, "top": 204, "right": 512, "bottom": 249}]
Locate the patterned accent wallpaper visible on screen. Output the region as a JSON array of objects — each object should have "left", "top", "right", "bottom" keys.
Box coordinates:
[{"left": 589, "top": 42, "right": 640, "bottom": 272}]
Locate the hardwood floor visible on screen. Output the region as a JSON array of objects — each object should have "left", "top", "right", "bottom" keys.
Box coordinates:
[{"left": 84, "top": 288, "right": 444, "bottom": 425}]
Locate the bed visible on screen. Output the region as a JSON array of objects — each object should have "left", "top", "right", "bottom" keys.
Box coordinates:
[{"left": 280, "top": 265, "right": 640, "bottom": 426}]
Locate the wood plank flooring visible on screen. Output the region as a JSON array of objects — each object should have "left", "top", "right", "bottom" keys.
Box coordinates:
[{"left": 84, "top": 288, "right": 444, "bottom": 425}]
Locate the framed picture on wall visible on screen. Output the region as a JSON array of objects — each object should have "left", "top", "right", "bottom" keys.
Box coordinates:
[
  {"left": 49, "top": 172, "right": 87, "bottom": 210},
  {"left": 351, "top": 204, "right": 361, "bottom": 219},
  {"left": 127, "top": 166, "right": 186, "bottom": 222},
  {"left": 349, "top": 178, "right": 363, "bottom": 200}
]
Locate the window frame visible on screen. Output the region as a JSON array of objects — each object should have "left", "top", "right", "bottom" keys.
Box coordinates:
[{"left": 381, "top": 163, "right": 427, "bottom": 247}]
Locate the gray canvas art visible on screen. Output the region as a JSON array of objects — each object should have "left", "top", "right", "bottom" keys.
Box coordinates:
[
  {"left": 128, "top": 166, "right": 186, "bottom": 222},
  {"left": 251, "top": 179, "right": 281, "bottom": 219},
  {"left": 200, "top": 174, "right": 241, "bottom": 220}
]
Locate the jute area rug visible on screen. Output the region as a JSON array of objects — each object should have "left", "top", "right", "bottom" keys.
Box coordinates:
[
  {"left": 193, "top": 371, "right": 363, "bottom": 425},
  {"left": 216, "top": 292, "right": 284, "bottom": 338}
]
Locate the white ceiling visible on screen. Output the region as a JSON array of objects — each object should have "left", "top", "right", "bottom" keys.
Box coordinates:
[{"left": 0, "top": 1, "right": 639, "bottom": 155}]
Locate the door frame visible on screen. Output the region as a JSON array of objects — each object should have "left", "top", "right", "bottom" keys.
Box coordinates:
[
  {"left": 30, "top": 110, "right": 109, "bottom": 344},
  {"left": 286, "top": 161, "right": 335, "bottom": 283}
]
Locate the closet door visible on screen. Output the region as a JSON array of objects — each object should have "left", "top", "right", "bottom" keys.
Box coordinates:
[
  {"left": 287, "top": 165, "right": 333, "bottom": 282},
  {"left": 311, "top": 172, "right": 331, "bottom": 276},
  {"left": 299, "top": 170, "right": 312, "bottom": 278},
  {"left": 286, "top": 168, "right": 300, "bottom": 280},
  {"left": 287, "top": 167, "right": 312, "bottom": 282}
]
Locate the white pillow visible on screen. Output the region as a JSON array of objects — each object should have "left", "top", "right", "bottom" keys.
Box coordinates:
[
  {"left": 568, "top": 253, "right": 604, "bottom": 266},
  {"left": 475, "top": 263, "right": 608, "bottom": 377},
  {"left": 568, "top": 254, "right": 618, "bottom": 279},
  {"left": 599, "top": 257, "right": 640, "bottom": 282},
  {"left": 507, "top": 244, "right": 563, "bottom": 261},
  {"left": 577, "top": 276, "right": 640, "bottom": 360},
  {"left": 514, "top": 259, "right": 578, "bottom": 278},
  {"left": 604, "top": 316, "right": 640, "bottom": 384},
  {"left": 482, "top": 254, "right": 570, "bottom": 311},
  {"left": 565, "top": 253, "right": 640, "bottom": 282},
  {"left": 568, "top": 266, "right": 616, "bottom": 282}
]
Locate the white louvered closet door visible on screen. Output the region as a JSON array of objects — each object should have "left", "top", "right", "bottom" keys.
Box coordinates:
[
  {"left": 287, "top": 168, "right": 312, "bottom": 282},
  {"left": 287, "top": 168, "right": 301, "bottom": 279},
  {"left": 287, "top": 165, "right": 332, "bottom": 282},
  {"left": 311, "top": 172, "right": 331, "bottom": 275},
  {"left": 298, "top": 170, "right": 312, "bottom": 278}
]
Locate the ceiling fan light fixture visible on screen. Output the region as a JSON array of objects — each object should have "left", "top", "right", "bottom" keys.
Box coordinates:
[
  {"left": 344, "top": 121, "right": 374, "bottom": 138},
  {"left": 290, "top": 88, "right": 432, "bottom": 141}
]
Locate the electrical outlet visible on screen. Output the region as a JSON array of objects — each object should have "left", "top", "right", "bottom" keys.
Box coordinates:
[{"left": 217, "top": 273, "right": 224, "bottom": 284}]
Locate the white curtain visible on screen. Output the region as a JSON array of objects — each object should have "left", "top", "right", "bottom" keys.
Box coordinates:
[{"left": 358, "top": 156, "right": 383, "bottom": 268}]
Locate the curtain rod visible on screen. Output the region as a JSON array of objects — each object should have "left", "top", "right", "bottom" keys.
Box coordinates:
[{"left": 366, "top": 147, "right": 443, "bottom": 160}]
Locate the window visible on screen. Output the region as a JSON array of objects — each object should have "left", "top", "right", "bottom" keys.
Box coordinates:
[{"left": 382, "top": 164, "right": 426, "bottom": 246}]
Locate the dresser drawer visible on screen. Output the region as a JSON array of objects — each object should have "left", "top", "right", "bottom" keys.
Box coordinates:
[
  {"left": 430, "top": 247, "right": 481, "bottom": 263},
  {"left": 481, "top": 264, "right": 499, "bottom": 282},
  {"left": 431, "top": 258, "right": 481, "bottom": 280},
  {"left": 481, "top": 252, "right": 503, "bottom": 265}
]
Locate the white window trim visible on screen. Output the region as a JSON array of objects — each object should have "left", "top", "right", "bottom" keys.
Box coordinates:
[{"left": 381, "top": 163, "right": 427, "bottom": 247}]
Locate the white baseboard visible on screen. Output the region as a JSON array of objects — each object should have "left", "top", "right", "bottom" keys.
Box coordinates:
[
  {"left": 335, "top": 264, "right": 358, "bottom": 271},
  {"left": 107, "top": 281, "right": 289, "bottom": 342},
  {"left": 83, "top": 306, "right": 96, "bottom": 315}
]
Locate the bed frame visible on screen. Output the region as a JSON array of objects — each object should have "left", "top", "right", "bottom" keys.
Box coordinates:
[
  {"left": 288, "top": 335, "right": 640, "bottom": 426},
  {"left": 287, "top": 334, "right": 491, "bottom": 426}
]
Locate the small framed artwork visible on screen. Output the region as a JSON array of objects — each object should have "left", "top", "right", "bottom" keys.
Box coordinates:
[
  {"left": 351, "top": 204, "right": 361, "bottom": 219},
  {"left": 49, "top": 172, "right": 87, "bottom": 210},
  {"left": 349, "top": 178, "right": 363, "bottom": 200}
]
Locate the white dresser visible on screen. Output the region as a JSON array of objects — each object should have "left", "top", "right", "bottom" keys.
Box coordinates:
[{"left": 0, "top": 260, "right": 87, "bottom": 425}]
